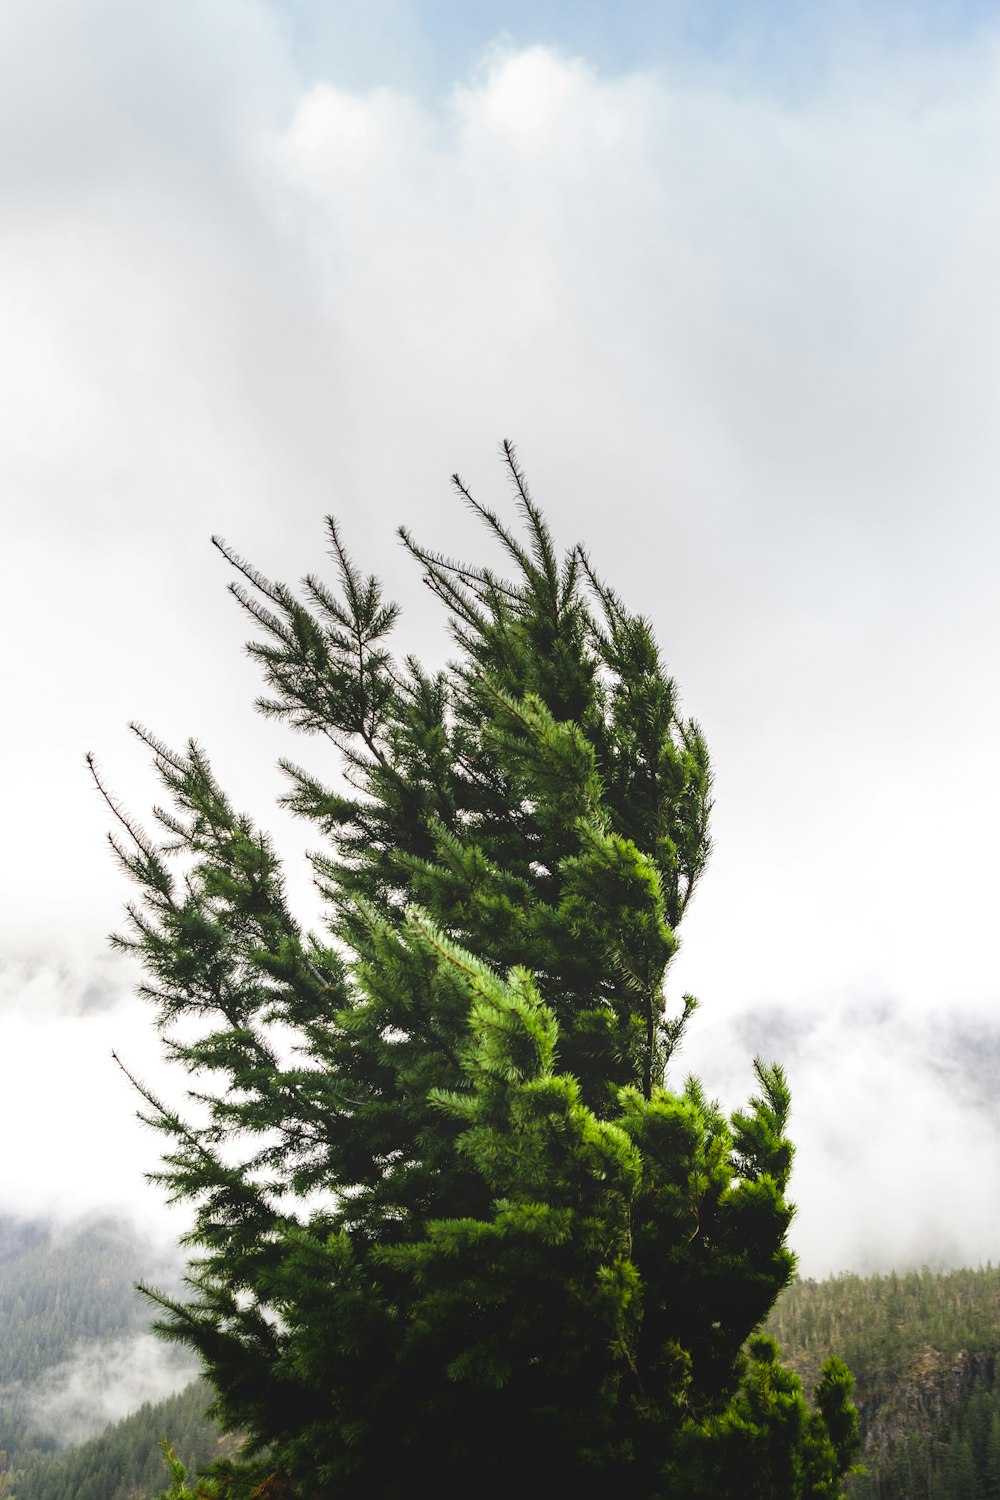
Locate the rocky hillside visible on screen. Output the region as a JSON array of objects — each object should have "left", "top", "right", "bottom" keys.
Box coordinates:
[{"left": 769, "top": 1265, "right": 1000, "bottom": 1498}]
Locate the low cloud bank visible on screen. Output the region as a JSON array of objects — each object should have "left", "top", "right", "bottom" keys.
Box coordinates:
[
  {"left": 0, "top": 958, "right": 187, "bottom": 1237},
  {"left": 679, "top": 996, "right": 1000, "bottom": 1279},
  {"left": 22, "top": 1333, "right": 198, "bottom": 1448}
]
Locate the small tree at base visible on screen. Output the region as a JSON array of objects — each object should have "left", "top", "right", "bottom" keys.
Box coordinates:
[{"left": 94, "top": 444, "right": 859, "bottom": 1498}]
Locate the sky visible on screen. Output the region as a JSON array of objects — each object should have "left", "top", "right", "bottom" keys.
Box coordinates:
[{"left": 5, "top": 0, "right": 1000, "bottom": 1281}]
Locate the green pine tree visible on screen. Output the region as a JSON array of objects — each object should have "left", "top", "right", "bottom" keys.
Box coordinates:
[
  {"left": 92, "top": 444, "right": 859, "bottom": 1498},
  {"left": 0, "top": 1450, "right": 16, "bottom": 1500},
  {"left": 983, "top": 1407, "right": 1000, "bottom": 1500}
]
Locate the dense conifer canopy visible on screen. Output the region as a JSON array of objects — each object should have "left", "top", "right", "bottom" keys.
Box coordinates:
[{"left": 94, "top": 445, "right": 858, "bottom": 1497}]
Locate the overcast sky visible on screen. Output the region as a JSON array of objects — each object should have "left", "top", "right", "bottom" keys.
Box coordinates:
[{"left": 5, "top": 0, "right": 1000, "bottom": 1278}]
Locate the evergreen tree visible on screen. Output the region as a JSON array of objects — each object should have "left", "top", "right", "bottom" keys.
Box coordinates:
[
  {"left": 984, "top": 1408, "right": 1000, "bottom": 1500},
  {"left": 92, "top": 444, "right": 858, "bottom": 1498},
  {"left": 0, "top": 1450, "right": 15, "bottom": 1500}
]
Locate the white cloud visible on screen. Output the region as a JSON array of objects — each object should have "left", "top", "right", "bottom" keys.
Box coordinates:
[{"left": 0, "top": 957, "right": 187, "bottom": 1232}]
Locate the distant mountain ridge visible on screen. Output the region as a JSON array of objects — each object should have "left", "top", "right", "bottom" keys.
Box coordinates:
[
  {"left": 0, "top": 1214, "right": 153, "bottom": 1390},
  {"left": 0, "top": 1220, "right": 47, "bottom": 1268}
]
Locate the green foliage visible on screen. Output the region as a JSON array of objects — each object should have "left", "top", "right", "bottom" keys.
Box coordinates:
[
  {"left": 661, "top": 1336, "right": 860, "bottom": 1499},
  {"left": 95, "top": 445, "right": 857, "bottom": 1496},
  {"left": 153, "top": 1436, "right": 225, "bottom": 1499}
]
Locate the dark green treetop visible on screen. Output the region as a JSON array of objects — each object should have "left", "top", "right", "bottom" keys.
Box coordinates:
[{"left": 92, "top": 444, "right": 858, "bottom": 1498}]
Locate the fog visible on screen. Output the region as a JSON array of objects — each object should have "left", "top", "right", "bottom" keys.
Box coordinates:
[{"left": 24, "top": 1334, "right": 198, "bottom": 1448}]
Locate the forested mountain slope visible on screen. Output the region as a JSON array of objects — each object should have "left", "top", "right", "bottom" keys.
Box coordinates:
[
  {"left": 769, "top": 1265, "right": 1000, "bottom": 1499},
  {"left": 0, "top": 1215, "right": 151, "bottom": 1389},
  {"left": 10, "top": 1379, "right": 223, "bottom": 1500},
  {"left": 0, "top": 1213, "right": 195, "bottom": 1486}
]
